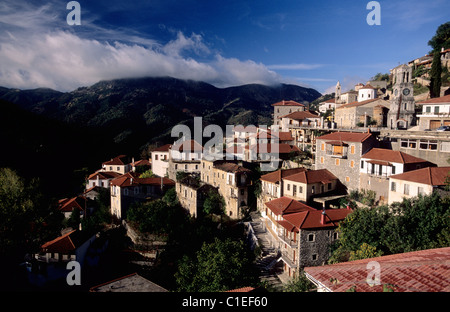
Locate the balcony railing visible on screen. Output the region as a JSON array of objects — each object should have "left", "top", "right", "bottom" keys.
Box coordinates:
[
  {"left": 280, "top": 251, "right": 297, "bottom": 269},
  {"left": 326, "top": 150, "right": 347, "bottom": 159},
  {"left": 277, "top": 233, "right": 298, "bottom": 248}
]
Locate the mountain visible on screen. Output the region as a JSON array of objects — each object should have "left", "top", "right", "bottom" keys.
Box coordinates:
[
  {"left": 0, "top": 77, "right": 320, "bottom": 197},
  {"left": 0, "top": 77, "right": 321, "bottom": 154}
]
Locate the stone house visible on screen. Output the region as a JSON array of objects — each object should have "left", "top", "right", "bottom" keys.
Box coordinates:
[
  {"left": 282, "top": 169, "right": 339, "bottom": 205},
  {"left": 272, "top": 100, "right": 306, "bottom": 126},
  {"left": 315, "top": 131, "right": 377, "bottom": 191},
  {"left": 416, "top": 94, "right": 450, "bottom": 130},
  {"left": 167, "top": 140, "right": 203, "bottom": 181},
  {"left": 200, "top": 159, "right": 252, "bottom": 219},
  {"left": 335, "top": 98, "right": 390, "bottom": 129},
  {"left": 262, "top": 197, "right": 351, "bottom": 279},
  {"left": 110, "top": 172, "right": 175, "bottom": 219},
  {"left": 360, "top": 148, "right": 434, "bottom": 204},
  {"left": 257, "top": 168, "right": 307, "bottom": 213},
  {"left": 175, "top": 175, "right": 217, "bottom": 218},
  {"left": 388, "top": 166, "right": 450, "bottom": 205}
]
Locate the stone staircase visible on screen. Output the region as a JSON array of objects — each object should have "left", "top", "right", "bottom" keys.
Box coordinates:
[{"left": 249, "top": 213, "right": 284, "bottom": 291}]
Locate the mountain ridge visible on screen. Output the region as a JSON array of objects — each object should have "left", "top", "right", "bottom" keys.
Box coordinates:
[{"left": 0, "top": 76, "right": 321, "bottom": 153}]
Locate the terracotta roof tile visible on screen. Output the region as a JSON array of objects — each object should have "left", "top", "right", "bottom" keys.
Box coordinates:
[
  {"left": 272, "top": 100, "right": 305, "bottom": 107},
  {"left": 111, "top": 172, "right": 175, "bottom": 187},
  {"left": 152, "top": 144, "right": 172, "bottom": 152},
  {"left": 390, "top": 167, "right": 450, "bottom": 186},
  {"left": 283, "top": 169, "right": 338, "bottom": 184},
  {"left": 213, "top": 161, "right": 252, "bottom": 173},
  {"left": 102, "top": 155, "right": 127, "bottom": 166},
  {"left": 304, "top": 247, "right": 450, "bottom": 292},
  {"left": 260, "top": 168, "right": 307, "bottom": 183},
  {"left": 316, "top": 131, "right": 373, "bottom": 143},
  {"left": 362, "top": 148, "right": 429, "bottom": 164},
  {"left": 41, "top": 230, "right": 78, "bottom": 254},
  {"left": 419, "top": 94, "right": 450, "bottom": 104},
  {"left": 264, "top": 196, "right": 315, "bottom": 216},
  {"left": 279, "top": 111, "right": 320, "bottom": 120}
]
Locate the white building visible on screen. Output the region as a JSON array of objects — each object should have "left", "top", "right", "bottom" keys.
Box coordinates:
[
  {"left": 150, "top": 144, "right": 171, "bottom": 177},
  {"left": 416, "top": 94, "right": 450, "bottom": 130}
]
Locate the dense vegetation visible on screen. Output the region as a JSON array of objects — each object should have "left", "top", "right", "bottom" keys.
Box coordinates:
[{"left": 329, "top": 192, "right": 450, "bottom": 263}]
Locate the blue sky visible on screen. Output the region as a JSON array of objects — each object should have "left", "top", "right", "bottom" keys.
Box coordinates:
[{"left": 0, "top": 0, "right": 449, "bottom": 94}]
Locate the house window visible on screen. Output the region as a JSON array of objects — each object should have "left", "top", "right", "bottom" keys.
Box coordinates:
[
  {"left": 312, "top": 254, "right": 317, "bottom": 261},
  {"left": 155, "top": 155, "right": 158, "bottom": 160},
  {"left": 350, "top": 145, "right": 355, "bottom": 154},
  {"left": 333, "top": 232, "right": 339, "bottom": 240},
  {"left": 346, "top": 176, "right": 350, "bottom": 182},
  {"left": 391, "top": 181, "right": 396, "bottom": 191},
  {"left": 335, "top": 158, "right": 340, "bottom": 166},
  {"left": 391, "top": 166, "right": 396, "bottom": 175},
  {"left": 361, "top": 160, "right": 365, "bottom": 169},
  {"left": 328, "top": 183, "right": 332, "bottom": 190},
  {"left": 404, "top": 184, "right": 410, "bottom": 195},
  {"left": 400, "top": 139, "right": 417, "bottom": 149},
  {"left": 350, "top": 160, "right": 355, "bottom": 168},
  {"left": 311, "top": 185, "right": 315, "bottom": 194},
  {"left": 307, "top": 233, "right": 315, "bottom": 242},
  {"left": 299, "top": 186, "right": 303, "bottom": 193},
  {"left": 425, "top": 106, "right": 431, "bottom": 113},
  {"left": 434, "top": 106, "right": 440, "bottom": 114},
  {"left": 320, "top": 157, "right": 324, "bottom": 164},
  {"left": 321, "top": 143, "right": 325, "bottom": 151},
  {"left": 195, "top": 165, "right": 198, "bottom": 170},
  {"left": 287, "top": 184, "right": 290, "bottom": 191},
  {"left": 419, "top": 140, "right": 438, "bottom": 150},
  {"left": 241, "top": 189, "right": 244, "bottom": 195},
  {"left": 117, "top": 167, "right": 120, "bottom": 171},
  {"left": 418, "top": 187, "right": 424, "bottom": 195}
]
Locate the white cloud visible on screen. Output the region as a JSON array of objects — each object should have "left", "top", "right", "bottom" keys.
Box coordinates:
[{"left": 0, "top": 1, "right": 284, "bottom": 91}]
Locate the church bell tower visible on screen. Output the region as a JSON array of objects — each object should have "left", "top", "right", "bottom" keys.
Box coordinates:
[{"left": 388, "top": 64, "right": 415, "bottom": 129}]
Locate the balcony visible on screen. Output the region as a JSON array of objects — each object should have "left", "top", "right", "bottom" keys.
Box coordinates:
[
  {"left": 280, "top": 251, "right": 297, "bottom": 269},
  {"left": 326, "top": 150, "right": 347, "bottom": 159},
  {"left": 277, "top": 233, "right": 298, "bottom": 249}
]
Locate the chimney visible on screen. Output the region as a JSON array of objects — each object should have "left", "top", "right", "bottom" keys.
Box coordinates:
[{"left": 321, "top": 209, "right": 326, "bottom": 225}]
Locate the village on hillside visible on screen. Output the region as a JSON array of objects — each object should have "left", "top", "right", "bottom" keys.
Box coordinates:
[{"left": 24, "top": 54, "right": 450, "bottom": 293}]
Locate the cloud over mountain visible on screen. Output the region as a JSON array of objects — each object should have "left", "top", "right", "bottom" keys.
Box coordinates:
[{"left": 0, "top": 1, "right": 285, "bottom": 91}]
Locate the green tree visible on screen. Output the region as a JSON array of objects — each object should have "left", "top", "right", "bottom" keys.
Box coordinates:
[
  {"left": 430, "top": 50, "right": 442, "bottom": 98},
  {"left": 175, "top": 238, "right": 257, "bottom": 291},
  {"left": 139, "top": 169, "right": 156, "bottom": 178},
  {"left": 202, "top": 189, "right": 225, "bottom": 215},
  {"left": 349, "top": 243, "right": 383, "bottom": 261},
  {"left": 428, "top": 21, "right": 450, "bottom": 52},
  {"left": 0, "top": 168, "right": 58, "bottom": 254},
  {"left": 284, "top": 270, "right": 315, "bottom": 292}
]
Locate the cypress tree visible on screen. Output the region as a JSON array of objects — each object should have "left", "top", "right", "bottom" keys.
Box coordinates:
[{"left": 429, "top": 50, "right": 442, "bottom": 98}]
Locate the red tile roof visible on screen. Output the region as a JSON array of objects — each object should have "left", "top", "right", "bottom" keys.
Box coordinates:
[
  {"left": 171, "top": 139, "right": 203, "bottom": 153},
  {"left": 272, "top": 100, "right": 305, "bottom": 107},
  {"left": 304, "top": 247, "right": 450, "bottom": 292},
  {"left": 265, "top": 196, "right": 316, "bottom": 216},
  {"left": 336, "top": 98, "right": 382, "bottom": 109},
  {"left": 316, "top": 131, "right": 373, "bottom": 143},
  {"left": 88, "top": 171, "right": 122, "bottom": 180},
  {"left": 213, "top": 161, "right": 252, "bottom": 174},
  {"left": 419, "top": 94, "right": 450, "bottom": 104},
  {"left": 225, "top": 287, "right": 256, "bottom": 292},
  {"left": 110, "top": 172, "right": 175, "bottom": 187},
  {"left": 152, "top": 144, "right": 172, "bottom": 152},
  {"left": 41, "top": 230, "right": 78, "bottom": 254},
  {"left": 390, "top": 166, "right": 450, "bottom": 186},
  {"left": 260, "top": 168, "right": 307, "bottom": 183},
  {"left": 281, "top": 208, "right": 351, "bottom": 232},
  {"left": 362, "top": 148, "right": 429, "bottom": 164},
  {"left": 283, "top": 169, "right": 338, "bottom": 184},
  {"left": 103, "top": 155, "right": 127, "bottom": 166},
  {"left": 279, "top": 111, "right": 320, "bottom": 120},
  {"left": 58, "top": 196, "right": 86, "bottom": 212}
]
